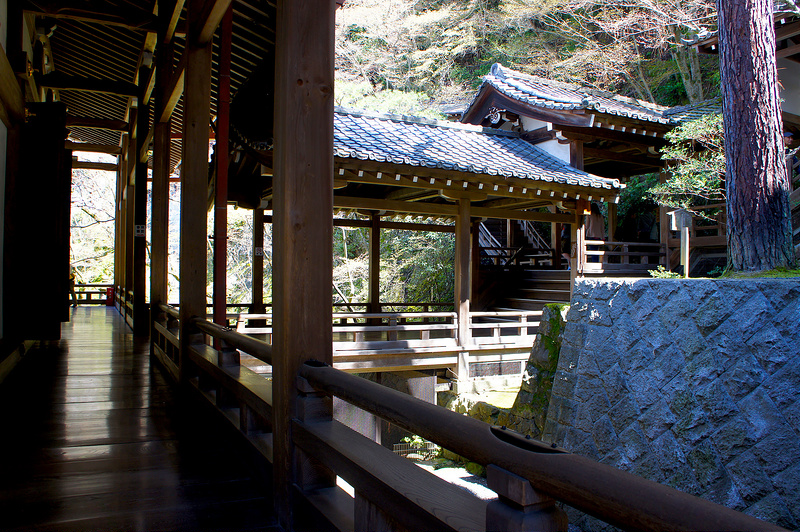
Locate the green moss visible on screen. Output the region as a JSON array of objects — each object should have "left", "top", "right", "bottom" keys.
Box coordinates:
[
  {"left": 465, "top": 462, "right": 486, "bottom": 477},
  {"left": 542, "top": 303, "right": 568, "bottom": 367},
  {"left": 720, "top": 267, "right": 800, "bottom": 279}
]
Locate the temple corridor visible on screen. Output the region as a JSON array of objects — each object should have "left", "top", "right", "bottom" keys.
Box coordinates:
[{"left": 0, "top": 307, "right": 276, "bottom": 531}]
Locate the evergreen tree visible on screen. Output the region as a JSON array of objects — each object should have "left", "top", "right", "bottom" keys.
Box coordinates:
[{"left": 717, "top": 0, "right": 794, "bottom": 270}]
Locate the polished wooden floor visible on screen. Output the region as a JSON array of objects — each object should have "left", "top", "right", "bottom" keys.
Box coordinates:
[{"left": 0, "top": 307, "right": 277, "bottom": 531}]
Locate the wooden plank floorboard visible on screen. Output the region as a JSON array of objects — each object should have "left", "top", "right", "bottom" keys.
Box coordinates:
[{"left": 0, "top": 307, "right": 277, "bottom": 531}]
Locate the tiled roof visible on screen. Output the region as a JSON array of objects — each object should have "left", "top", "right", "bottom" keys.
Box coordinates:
[
  {"left": 466, "top": 63, "right": 673, "bottom": 125},
  {"left": 333, "top": 108, "right": 622, "bottom": 191},
  {"left": 663, "top": 98, "right": 722, "bottom": 123}
]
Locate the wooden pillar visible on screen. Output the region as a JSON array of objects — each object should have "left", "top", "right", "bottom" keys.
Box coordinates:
[
  {"left": 471, "top": 219, "right": 481, "bottom": 310},
  {"left": 272, "top": 0, "right": 335, "bottom": 527},
  {"left": 368, "top": 212, "right": 381, "bottom": 313},
  {"left": 150, "top": 34, "right": 174, "bottom": 323},
  {"left": 123, "top": 131, "right": 134, "bottom": 300},
  {"left": 179, "top": 0, "right": 213, "bottom": 377},
  {"left": 252, "top": 208, "right": 265, "bottom": 313},
  {"left": 213, "top": 5, "right": 233, "bottom": 327},
  {"left": 133, "top": 66, "right": 151, "bottom": 336},
  {"left": 658, "top": 171, "right": 670, "bottom": 269},
  {"left": 570, "top": 140, "right": 584, "bottom": 171},
  {"left": 114, "top": 157, "right": 124, "bottom": 303},
  {"left": 608, "top": 202, "right": 617, "bottom": 242},
  {"left": 455, "top": 198, "right": 471, "bottom": 380}
]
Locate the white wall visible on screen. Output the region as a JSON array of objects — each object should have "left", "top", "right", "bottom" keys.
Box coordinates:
[{"left": 520, "top": 115, "right": 571, "bottom": 163}]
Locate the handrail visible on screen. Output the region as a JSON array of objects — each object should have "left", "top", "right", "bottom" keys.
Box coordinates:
[
  {"left": 518, "top": 219, "right": 550, "bottom": 249},
  {"left": 298, "top": 361, "right": 785, "bottom": 532},
  {"left": 477, "top": 221, "right": 503, "bottom": 256},
  {"left": 158, "top": 302, "right": 180, "bottom": 320},
  {"left": 192, "top": 316, "right": 273, "bottom": 365}
]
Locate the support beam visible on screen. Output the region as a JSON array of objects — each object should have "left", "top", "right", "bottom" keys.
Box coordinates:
[
  {"left": 368, "top": 213, "right": 381, "bottom": 313},
  {"left": 23, "top": 1, "right": 159, "bottom": 32},
  {"left": 66, "top": 116, "right": 128, "bottom": 132},
  {"left": 179, "top": 0, "right": 214, "bottom": 376},
  {"left": 151, "top": 17, "right": 175, "bottom": 330},
  {"left": 65, "top": 141, "right": 122, "bottom": 155},
  {"left": 72, "top": 161, "right": 118, "bottom": 172},
  {"left": 195, "top": 0, "right": 234, "bottom": 45},
  {"left": 213, "top": 5, "right": 233, "bottom": 328},
  {"left": 164, "top": 0, "right": 186, "bottom": 44},
  {"left": 36, "top": 72, "right": 139, "bottom": 98},
  {"left": 158, "top": 53, "right": 186, "bottom": 123},
  {"left": 132, "top": 65, "right": 151, "bottom": 336},
  {"left": 252, "top": 209, "right": 265, "bottom": 313},
  {"left": 455, "top": 199, "right": 472, "bottom": 380},
  {"left": 333, "top": 196, "right": 575, "bottom": 222},
  {"left": 583, "top": 147, "right": 662, "bottom": 167},
  {"left": 272, "top": 0, "right": 336, "bottom": 527}
]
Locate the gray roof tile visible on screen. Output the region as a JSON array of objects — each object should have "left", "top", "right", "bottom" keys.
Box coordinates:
[
  {"left": 334, "top": 107, "right": 622, "bottom": 192},
  {"left": 663, "top": 98, "right": 722, "bottom": 123},
  {"left": 466, "top": 63, "right": 674, "bottom": 125}
]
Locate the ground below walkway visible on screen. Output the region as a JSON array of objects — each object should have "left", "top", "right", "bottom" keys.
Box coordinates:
[{"left": 0, "top": 307, "right": 277, "bottom": 531}]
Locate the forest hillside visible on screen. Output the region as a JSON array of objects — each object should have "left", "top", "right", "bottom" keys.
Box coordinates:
[{"left": 334, "top": 0, "right": 721, "bottom": 116}]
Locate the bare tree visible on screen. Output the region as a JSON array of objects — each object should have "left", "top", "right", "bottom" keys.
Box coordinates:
[
  {"left": 717, "top": 0, "right": 794, "bottom": 270},
  {"left": 517, "top": 0, "right": 717, "bottom": 103}
]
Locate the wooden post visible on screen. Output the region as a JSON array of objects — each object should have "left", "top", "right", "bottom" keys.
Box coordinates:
[
  {"left": 124, "top": 178, "right": 135, "bottom": 321},
  {"left": 455, "top": 198, "right": 471, "bottom": 381},
  {"left": 252, "top": 208, "right": 265, "bottom": 313},
  {"left": 681, "top": 224, "right": 690, "bottom": 278},
  {"left": 471, "top": 219, "right": 481, "bottom": 310},
  {"left": 179, "top": 0, "right": 213, "bottom": 378},
  {"left": 213, "top": 5, "right": 233, "bottom": 328},
  {"left": 272, "top": 0, "right": 335, "bottom": 527},
  {"left": 123, "top": 130, "right": 134, "bottom": 306},
  {"left": 608, "top": 202, "right": 617, "bottom": 242},
  {"left": 368, "top": 212, "right": 381, "bottom": 314},
  {"left": 114, "top": 154, "right": 124, "bottom": 308},
  {"left": 133, "top": 66, "right": 151, "bottom": 336},
  {"left": 485, "top": 464, "right": 568, "bottom": 532},
  {"left": 150, "top": 32, "right": 174, "bottom": 321}
]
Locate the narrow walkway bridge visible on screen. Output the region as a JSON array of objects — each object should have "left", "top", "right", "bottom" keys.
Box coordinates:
[{"left": 0, "top": 307, "right": 276, "bottom": 532}]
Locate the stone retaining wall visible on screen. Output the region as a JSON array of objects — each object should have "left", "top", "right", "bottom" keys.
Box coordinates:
[{"left": 541, "top": 278, "right": 800, "bottom": 530}]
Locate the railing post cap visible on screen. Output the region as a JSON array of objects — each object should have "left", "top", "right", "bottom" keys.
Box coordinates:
[{"left": 486, "top": 464, "right": 554, "bottom": 508}]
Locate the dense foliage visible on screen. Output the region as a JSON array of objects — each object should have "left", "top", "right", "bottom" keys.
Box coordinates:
[
  {"left": 335, "top": 0, "right": 720, "bottom": 112},
  {"left": 650, "top": 114, "right": 726, "bottom": 213}
]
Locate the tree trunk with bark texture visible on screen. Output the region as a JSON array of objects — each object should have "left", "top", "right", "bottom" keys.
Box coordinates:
[{"left": 717, "top": 0, "right": 794, "bottom": 271}]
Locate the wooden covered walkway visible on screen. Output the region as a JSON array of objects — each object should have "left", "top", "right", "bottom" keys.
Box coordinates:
[{"left": 0, "top": 307, "right": 276, "bottom": 532}]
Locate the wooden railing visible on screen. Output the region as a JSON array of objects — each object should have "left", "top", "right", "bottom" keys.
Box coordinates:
[
  {"left": 149, "top": 306, "right": 786, "bottom": 532},
  {"left": 234, "top": 310, "right": 539, "bottom": 348},
  {"left": 582, "top": 240, "right": 666, "bottom": 273},
  {"left": 72, "top": 283, "right": 113, "bottom": 305},
  {"left": 664, "top": 203, "right": 728, "bottom": 273}
]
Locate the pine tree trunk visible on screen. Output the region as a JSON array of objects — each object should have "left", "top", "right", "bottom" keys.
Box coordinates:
[{"left": 717, "top": 0, "right": 794, "bottom": 271}]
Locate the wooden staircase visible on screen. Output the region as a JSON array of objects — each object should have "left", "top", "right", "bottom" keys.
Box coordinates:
[
  {"left": 493, "top": 269, "right": 571, "bottom": 314},
  {"left": 476, "top": 220, "right": 570, "bottom": 328}
]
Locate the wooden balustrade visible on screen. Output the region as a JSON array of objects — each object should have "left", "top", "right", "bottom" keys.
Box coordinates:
[
  {"left": 582, "top": 240, "right": 666, "bottom": 273},
  {"left": 149, "top": 311, "right": 785, "bottom": 532},
  {"left": 297, "top": 361, "right": 786, "bottom": 532},
  {"left": 233, "top": 310, "right": 537, "bottom": 348},
  {"left": 72, "top": 283, "right": 113, "bottom": 305}
]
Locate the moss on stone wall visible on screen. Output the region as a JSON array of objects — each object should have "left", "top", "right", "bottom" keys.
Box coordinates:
[{"left": 440, "top": 303, "right": 569, "bottom": 440}]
